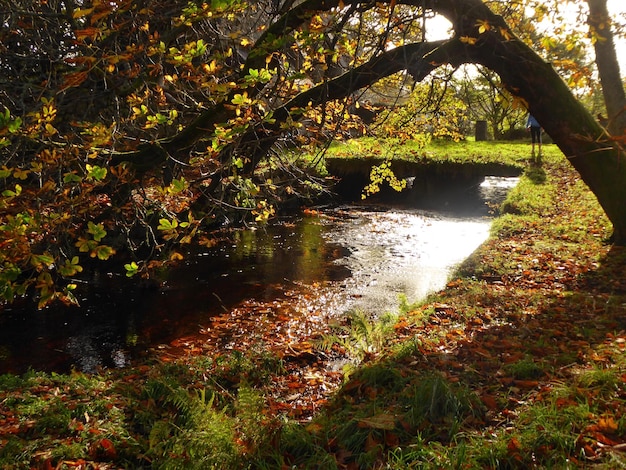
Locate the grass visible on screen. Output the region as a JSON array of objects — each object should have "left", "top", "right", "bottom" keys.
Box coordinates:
[
  {"left": 2, "top": 139, "right": 626, "bottom": 468},
  {"left": 325, "top": 136, "right": 538, "bottom": 168}
]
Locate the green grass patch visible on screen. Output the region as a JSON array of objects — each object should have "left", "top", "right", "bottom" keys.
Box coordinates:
[{"left": 325, "top": 137, "right": 562, "bottom": 168}]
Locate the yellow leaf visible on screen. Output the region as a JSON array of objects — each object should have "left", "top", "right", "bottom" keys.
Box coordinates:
[
  {"left": 45, "top": 123, "right": 57, "bottom": 136},
  {"left": 170, "top": 252, "right": 184, "bottom": 261},
  {"left": 499, "top": 27, "right": 512, "bottom": 40},
  {"left": 202, "top": 60, "right": 218, "bottom": 74},
  {"left": 73, "top": 7, "right": 94, "bottom": 19},
  {"left": 460, "top": 36, "right": 477, "bottom": 45},
  {"left": 476, "top": 19, "right": 490, "bottom": 34},
  {"left": 598, "top": 417, "right": 618, "bottom": 433}
]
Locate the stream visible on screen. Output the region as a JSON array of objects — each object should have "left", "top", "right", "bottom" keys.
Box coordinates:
[{"left": 0, "top": 176, "right": 518, "bottom": 375}]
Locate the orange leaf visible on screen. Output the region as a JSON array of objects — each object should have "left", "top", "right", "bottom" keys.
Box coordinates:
[
  {"left": 597, "top": 417, "right": 619, "bottom": 433},
  {"left": 513, "top": 380, "right": 539, "bottom": 389},
  {"left": 100, "top": 438, "right": 117, "bottom": 458},
  {"left": 61, "top": 71, "right": 89, "bottom": 90},
  {"left": 365, "top": 432, "right": 381, "bottom": 452},
  {"left": 74, "top": 27, "right": 100, "bottom": 41},
  {"left": 507, "top": 437, "right": 521, "bottom": 454},
  {"left": 481, "top": 394, "right": 498, "bottom": 410}
]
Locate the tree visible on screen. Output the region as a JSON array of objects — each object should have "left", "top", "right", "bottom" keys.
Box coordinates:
[
  {"left": 586, "top": 0, "right": 626, "bottom": 135},
  {"left": 1, "top": 0, "right": 625, "bottom": 307},
  {"left": 455, "top": 67, "right": 526, "bottom": 140}
]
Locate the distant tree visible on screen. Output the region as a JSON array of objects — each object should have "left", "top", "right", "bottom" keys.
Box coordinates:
[
  {"left": 371, "top": 77, "right": 470, "bottom": 142},
  {"left": 454, "top": 68, "right": 526, "bottom": 140}
]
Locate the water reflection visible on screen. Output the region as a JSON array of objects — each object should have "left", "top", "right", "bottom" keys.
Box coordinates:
[
  {"left": 320, "top": 208, "right": 490, "bottom": 315},
  {"left": 0, "top": 176, "right": 518, "bottom": 374}
]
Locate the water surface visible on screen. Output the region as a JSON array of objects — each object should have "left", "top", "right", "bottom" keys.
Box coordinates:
[{"left": 0, "top": 177, "right": 517, "bottom": 374}]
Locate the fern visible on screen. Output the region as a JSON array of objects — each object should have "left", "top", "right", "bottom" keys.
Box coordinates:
[
  {"left": 312, "top": 332, "right": 345, "bottom": 352},
  {"left": 144, "top": 381, "right": 243, "bottom": 469},
  {"left": 313, "top": 310, "right": 398, "bottom": 361},
  {"left": 235, "top": 384, "right": 273, "bottom": 450}
]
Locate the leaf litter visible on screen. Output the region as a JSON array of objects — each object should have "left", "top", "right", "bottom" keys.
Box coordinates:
[{"left": 2, "top": 154, "right": 626, "bottom": 468}]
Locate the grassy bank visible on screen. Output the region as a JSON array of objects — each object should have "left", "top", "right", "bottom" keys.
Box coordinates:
[
  {"left": 2, "top": 142, "right": 626, "bottom": 469},
  {"left": 325, "top": 137, "right": 533, "bottom": 168}
]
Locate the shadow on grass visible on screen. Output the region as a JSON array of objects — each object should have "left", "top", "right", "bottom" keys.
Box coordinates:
[
  {"left": 287, "top": 244, "right": 626, "bottom": 469},
  {"left": 525, "top": 162, "right": 547, "bottom": 184}
]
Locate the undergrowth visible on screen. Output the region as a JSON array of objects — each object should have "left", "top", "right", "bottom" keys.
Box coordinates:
[{"left": 2, "top": 145, "right": 626, "bottom": 469}]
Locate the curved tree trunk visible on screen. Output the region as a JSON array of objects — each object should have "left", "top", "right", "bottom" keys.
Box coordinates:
[
  {"left": 109, "top": 0, "right": 626, "bottom": 243},
  {"left": 424, "top": 0, "right": 626, "bottom": 243}
]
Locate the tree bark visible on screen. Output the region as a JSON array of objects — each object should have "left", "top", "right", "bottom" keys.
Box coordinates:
[{"left": 586, "top": 0, "right": 626, "bottom": 136}]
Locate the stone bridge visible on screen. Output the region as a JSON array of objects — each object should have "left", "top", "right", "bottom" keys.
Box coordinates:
[{"left": 325, "top": 156, "right": 524, "bottom": 211}]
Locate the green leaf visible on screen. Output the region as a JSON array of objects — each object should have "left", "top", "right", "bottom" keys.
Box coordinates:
[
  {"left": 76, "top": 237, "right": 98, "bottom": 252},
  {"left": 8, "top": 117, "right": 22, "bottom": 133},
  {"left": 31, "top": 254, "right": 55, "bottom": 269},
  {"left": 86, "top": 164, "right": 107, "bottom": 181},
  {"left": 0, "top": 166, "right": 11, "bottom": 178},
  {"left": 2, "top": 184, "right": 22, "bottom": 197},
  {"left": 59, "top": 256, "right": 83, "bottom": 277},
  {"left": 231, "top": 93, "right": 251, "bottom": 106},
  {"left": 0, "top": 264, "right": 21, "bottom": 282},
  {"left": 124, "top": 261, "right": 139, "bottom": 277},
  {"left": 87, "top": 221, "right": 107, "bottom": 242},
  {"left": 93, "top": 245, "right": 115, "bottom": 260},
  {"left": 158, "top": 218, "right": 178, "bottom": 231},
  {"left": 63, "top": 172, "right": 83, "bottom": 184},
  {"left": 168, "top": 177, "right": 187, "bottom": 194}
]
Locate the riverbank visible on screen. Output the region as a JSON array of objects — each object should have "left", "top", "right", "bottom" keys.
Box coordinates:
[{"left": 2, "top": 144, "right": 626, "bottom": 469}]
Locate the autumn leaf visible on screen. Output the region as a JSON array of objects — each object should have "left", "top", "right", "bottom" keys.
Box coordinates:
[
  {"left": 475, "top": 19, "right": 491, "bottom": 34},
  {"left": 87, "top": 221, "right": 107, "bottom": 242},
  {"left": 170, "top": 252, "right": 184, "bottom": 261},
  {"left": 357, "top": 413, "right": 396, "bottom": 430},
  {"left": 499, "top": 27, "right": 512, "bottom": 40},
  {"left": 93, "top": 245, "right": 115, "bottom": 260},
  {"left": 460, "top": 36, "right": 477, "bottom": 45},
  {"left": 596, "top": 417, "right": 619, "bottom": 434},
  {"left": 72, "top": 7, "right": 94, "bottom": 19},
  {"left": 61, "top": 71, "right": 89, "bottom": 90},
  {"left": 507, "top": 437, "right": 522, "bottom": 454}
]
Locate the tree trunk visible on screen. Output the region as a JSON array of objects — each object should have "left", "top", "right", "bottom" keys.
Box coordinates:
[
  {"left": 427, "top": 0, "right": 626, "bottom": 243},
  {"left": 586, "top": 0, "right": 626, "bottom": 136}
]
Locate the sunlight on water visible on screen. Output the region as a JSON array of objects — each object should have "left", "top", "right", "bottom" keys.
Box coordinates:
[{"left": 324, "top": 208, "right": 491, "bottom": 315}]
